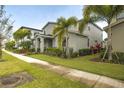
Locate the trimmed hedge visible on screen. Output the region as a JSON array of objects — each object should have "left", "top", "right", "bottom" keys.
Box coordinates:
[
  {"left": 45, "top": 48, "right": 62, "bottom": 56},
  {"left": 13, "top": 49, "right": 26, "bottom": 54},
  {"left": 71, "top": 52, "right": 79, "bottom": 58},
  {"left": 79, "top": 48, "right": 91, "bottom": 56}
]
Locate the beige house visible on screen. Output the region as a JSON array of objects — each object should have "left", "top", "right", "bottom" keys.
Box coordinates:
[{"left": 104, "top": 12, "right": 124, "bottom": 53}]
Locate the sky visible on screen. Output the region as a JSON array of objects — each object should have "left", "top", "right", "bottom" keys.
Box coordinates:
[{"left": 5, "top": 5, "right": 107, "bottom": 39}]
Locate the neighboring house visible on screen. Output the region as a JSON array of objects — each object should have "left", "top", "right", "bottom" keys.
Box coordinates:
[
  {"left": 15, "top": 20, "right": 103, "bottom": 52},
  {"left": 14, "top": 26, "right": 43, "bottom": 49},
  {"left": 104, "top": 12, "right": 124, "bottom": 53}
]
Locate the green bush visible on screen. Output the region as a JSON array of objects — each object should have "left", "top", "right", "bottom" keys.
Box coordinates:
[
  {"left": 13, "top": 49, "right": 26, "bottom": 54},
  {"left": 45, "top": 48, "right": 62, "bottom": 56},
  {"left": 30, "top": 48, "right": 35, "bottom": 52},
  {"left": 20, "top": 41, "right": 32, "bottom": 50},
  {"left": 100, "top": 51, "right": 124, "bottom": 64},
  {"left": 71, "top": 52, "right": 79, "bottom": 58},
  {"left": 5, "top": 41, "right": 15, "bottom": 50},
  {"left": 79, "top": 48, "right": 91, "bottom": 56}
]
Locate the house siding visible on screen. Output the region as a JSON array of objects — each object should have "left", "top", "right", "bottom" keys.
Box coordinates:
[
  {"left": 83, "top": 23, "right": 103, "bottom": 47},
  {"left": 68, "top": 33, "right": 88, "bottom": 52},
  {"left": 111, "top": 22, "right": 124, "bottom": 52},
  {"left": 43, "top": 24, "right": 56, "bottom": 35},
  {"left": 68, "top": 23, "right": 103, "bottom": 47}
]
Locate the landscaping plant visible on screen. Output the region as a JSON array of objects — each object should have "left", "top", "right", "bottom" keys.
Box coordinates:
[
  {"left": 79, "top": 5, "right": 124, "bottom": 61},
  {"left": 53, "top": 16, "right": 78, "bottom": 58}
]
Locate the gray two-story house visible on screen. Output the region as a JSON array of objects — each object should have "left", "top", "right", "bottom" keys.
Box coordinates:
[{"left": 16, "top": 20, "right": 103, "bottom": 53}]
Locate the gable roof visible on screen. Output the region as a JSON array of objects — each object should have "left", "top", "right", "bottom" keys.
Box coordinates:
[
  {"left": 78, "top": 19, "right": 103, "bottom": 31},
  {"left": 42, "top": 19, "right": 102, "bottom": 38},
  {"left": 19, "top": 26, "right": 42, "bottom": 32},
  {"left": 42, "top": 22, "right": 56, "bottom": 30},
  {"left": 104, "top": 19, "right": 124, "bottom": 31},
  {"left": 42, "top": 19, "right": 103, "bottom": 32},
  {"left": 68, "top": 31, "right": 88, "bottom": 38}
]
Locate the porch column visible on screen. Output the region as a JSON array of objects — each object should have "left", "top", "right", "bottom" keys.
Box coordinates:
[
  {"left": 40, "top": 37, "right": 44, "bottom": 53},
  {"left": 35, "top": 38, "right": 38, "bottom": 53}
]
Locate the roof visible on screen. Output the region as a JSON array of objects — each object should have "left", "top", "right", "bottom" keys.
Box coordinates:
[
  {"left": 104, "top": 19, "right": 124, "bottom": 31},
  {"left": 43, "top": 20, "right": 103, "bottom": 32},
  {"left": 78, "top": 19, "right": 103, "bottom": 31},
  {"left": 91, "top": 22, "right": 103, "bottom": 31},
  {"left": 19, "top": 26, "right": 42, "bottom": 32},
  {"left": 68, "top": 31, "right": 88, "bottom": 38},
  {"left": 53, "top": 30, "right": 88, "bottom": 38},
  {"left": 42, "top": 22, "right": 56, "bottom": 30}
]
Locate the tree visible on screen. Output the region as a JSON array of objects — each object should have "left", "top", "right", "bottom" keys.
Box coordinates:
[
  {"left": 79, "top": 5, "right": 124, "bottom": 61},
  {"left": 53, "top": 16, "right": 78, "bottom": 58},
  {"left": 13, "top": 28, "right": 31, "bottom": 42},
  {"left": 20, "top": 40, "right": 32, "bottom": 51},
  {"left": 0, "top": 5, "right": 14, "bottom": 60},
  {"left": 5, "top": 40, "right": 15, "bottom": 50}
]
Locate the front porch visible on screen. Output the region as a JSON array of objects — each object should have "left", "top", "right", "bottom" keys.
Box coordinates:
[{"left": 34, "top": 35, "right": 53, "bottom": 53}]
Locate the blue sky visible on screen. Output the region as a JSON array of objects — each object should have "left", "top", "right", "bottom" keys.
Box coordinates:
[
  {"left": 5, "top": 5, "right": 107, "bottom": 39},
  {"left": 5, "top": 5, "right": 83, "bottom": 29}
]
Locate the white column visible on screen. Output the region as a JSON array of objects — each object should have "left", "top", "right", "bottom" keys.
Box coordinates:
[
  {"left": 35, "top": 38, "right": 38, "bottom": 53},
  {"left": 40, "top": 37, "right": 44, "bottom": 53}
]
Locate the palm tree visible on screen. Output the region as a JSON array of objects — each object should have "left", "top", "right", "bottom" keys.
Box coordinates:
[
  {"left": 13, "top": 28, "right": 31, "bottom": 42},
  {"left": 79, "top": 5, "right": 124, "bottom": 61},
  {"left": 53, "top": 16, "right": 78, "bottom": 58}
]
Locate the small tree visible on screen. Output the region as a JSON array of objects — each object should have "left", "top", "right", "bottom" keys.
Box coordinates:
[
  {"left": 53, "top": 16, "right": 78, "bottom": 58},
  {"left": 5, "top": 40, "right": 15, "bottom": 50},
  {"left": 13, "top": 28, "right": 31, "bottom": 42}
]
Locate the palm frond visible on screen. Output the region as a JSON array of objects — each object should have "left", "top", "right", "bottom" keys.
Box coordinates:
[
  {"left": 112, "top": 5, "right": 124, "bottom": 18},
  {"left": 56, "top": 17, "right": 66, "bottom": 25},
  {"left": 53, "top": 25, "right": 63, "bottom": 35},
  {"left": 79, "top": 19, "right": 88, "bottom": 33},
  {"left": 67, "top": 16, "right": 78, "bottom": 26}
]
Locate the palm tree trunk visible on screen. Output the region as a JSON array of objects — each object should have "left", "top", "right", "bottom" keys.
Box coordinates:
[
  {"left": 65, "top": 32, "right": 70, "bottom": 58},
  {"left": 108, "top": 24, "right": 112, "bottom": 61}
]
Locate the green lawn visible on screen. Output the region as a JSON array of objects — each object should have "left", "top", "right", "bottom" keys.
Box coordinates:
[
  {"left": 28, "top": 54, "right": 124, "bottom": 80},
  {"left": 0, "top": 52, "right": 88, "bottom": 88}
]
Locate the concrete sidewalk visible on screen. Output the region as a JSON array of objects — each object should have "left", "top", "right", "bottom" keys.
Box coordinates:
[{"left": 3, "top": 49, "right": 124, "bottom": 88}]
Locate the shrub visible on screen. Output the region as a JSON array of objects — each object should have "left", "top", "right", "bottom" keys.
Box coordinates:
[
  {"left": 37, "top": 48, "right": 40, "bottom": 53},
  {"left": 71, "top": 52, "right": 79, "bottom": 58},
  {"left": 45, "top": 48, "right": 62, "bottom": 56},
  {"left": 5, "top": 41, "right": 15, "bottom": 50},
  {"left": 69, "top": 48, "right": 73, "bottom": 57},
  {"left": 100, "top": 51, "right": 124, "bottom": 64},
  {"left": 20, "top": 41, "right": 32, "bottom": 50},
  {"left": 30, "top": 48, "right": 35, "bottom": 52},
  {"left": 112, "top": 52, "right": 124, "bottom": 64},
  {"left": 13, "top": 49, "right": 28, "bottom": 54},
  {"left": 79, "top": 48, "right": 91, "bottom": 56}
]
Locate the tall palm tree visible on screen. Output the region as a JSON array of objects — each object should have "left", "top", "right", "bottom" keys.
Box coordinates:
[
  {"left": 79, "top": 5, "right": 124, "bottom": 61},
  {"left": 53, "top": 16, "right": 78, "bottom": 58}
]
